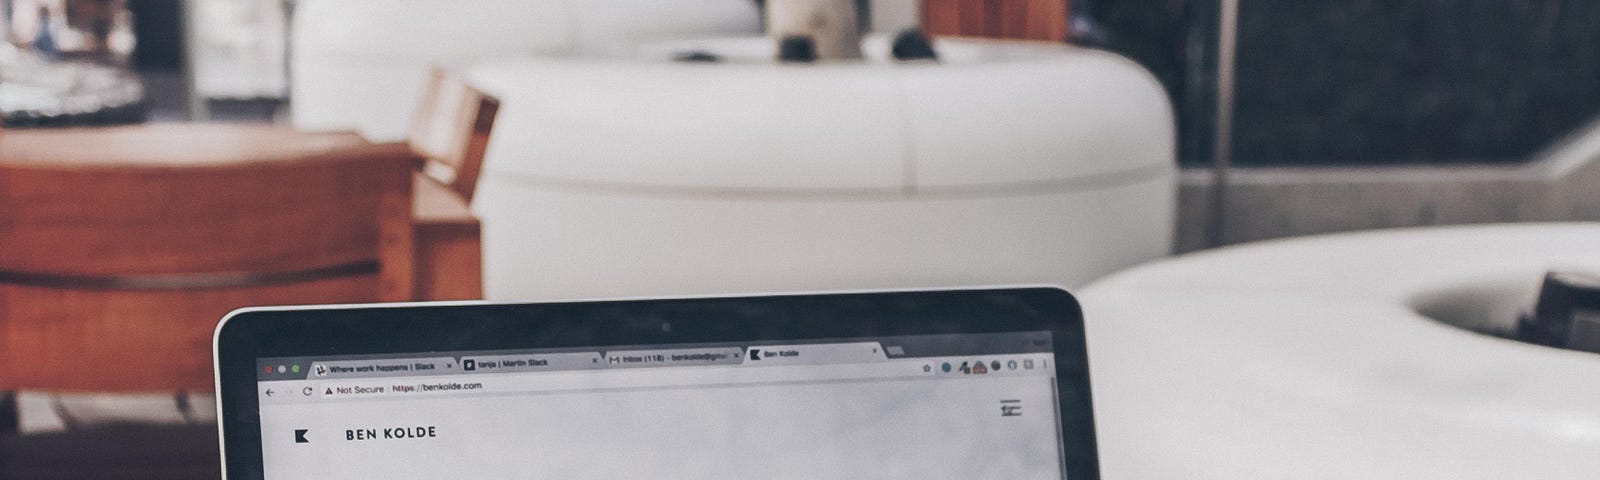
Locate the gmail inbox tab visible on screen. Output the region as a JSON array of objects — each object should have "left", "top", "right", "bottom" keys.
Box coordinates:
[{"left": 602, "top": 347, "right": 745, "bottom": 368}]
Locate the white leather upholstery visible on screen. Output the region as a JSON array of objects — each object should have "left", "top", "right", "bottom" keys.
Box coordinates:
[
  {"left": 1082, "top": 223, "right": 1600, "bottom": 479},
  {"left": 466, "top": 37, "right": 1177, "bottom": 300}
]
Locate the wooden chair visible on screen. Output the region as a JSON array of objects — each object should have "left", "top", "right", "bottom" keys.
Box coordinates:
[
  {"left": 0, "top": 140, "right": 418, "bottom": 394},
  {"left": 408, "top": 68, "right": 500, "bottom": 203}
]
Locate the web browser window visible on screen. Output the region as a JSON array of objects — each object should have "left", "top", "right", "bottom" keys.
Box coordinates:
[{"left": 254, "top": 332, "right": 1065, "bottom": 479}]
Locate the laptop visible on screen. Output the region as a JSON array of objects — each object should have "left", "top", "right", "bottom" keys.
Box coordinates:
[{"left": 214, "top": 287, "right": 1098, "bottom": 479}]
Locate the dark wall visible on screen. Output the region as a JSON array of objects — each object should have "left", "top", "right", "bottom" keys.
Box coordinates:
[
  {"left": 129, "top": 0, "right": 184, "bottom": 71},
  {"left": 1091, "top": 0, "right": 1600, "bottom": 166}
]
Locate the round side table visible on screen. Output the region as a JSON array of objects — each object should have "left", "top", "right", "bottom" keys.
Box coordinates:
[{"left": 1081, "top": 223, "right": 1600, "bottom": 479}]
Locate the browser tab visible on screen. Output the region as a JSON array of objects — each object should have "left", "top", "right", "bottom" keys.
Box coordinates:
[
  {"left": 603, "top": 347, "right": 743, "bottom": 368},
  {"left": 307, "top": 357, "right": 457, "bottom": 379},
  {"left": 459, "top": 352, "right": 604, "bottom": 373},
  {"left": 743, "top": 342, "right": 888, "bottom": 365}
]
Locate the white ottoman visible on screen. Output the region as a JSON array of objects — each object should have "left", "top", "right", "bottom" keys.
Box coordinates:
[
  {"left": 290, "top": 0, "right": 759, "bottom": 141},
  {"left": 1081, "top": 223, "right": 1600, "bottom": 479},
  {"left": 468, "top": 36, "right": 1176, "bottom": 300}
]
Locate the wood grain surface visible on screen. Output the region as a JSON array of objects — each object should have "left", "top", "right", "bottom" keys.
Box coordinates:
[
  {"left": 921, "top": 0, "right": 1070, "bottom": 43},
  {"left": 0, "top": 127, "right": 435, "bottom": 391},
  {"left": 0, "top": 124, "right": 367, "bottom": 168}
]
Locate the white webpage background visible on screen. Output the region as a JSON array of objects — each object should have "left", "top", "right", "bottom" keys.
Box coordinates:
[{"left": 259, "top": 373, "right": 1062, "bottom": 479}]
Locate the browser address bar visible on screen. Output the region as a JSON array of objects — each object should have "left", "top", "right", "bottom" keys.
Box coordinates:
[{"left": 312, "top": 360, "right": 940, "bottom": 400}]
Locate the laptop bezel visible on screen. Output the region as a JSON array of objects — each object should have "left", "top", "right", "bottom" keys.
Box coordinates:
[{"left": 214, "top": 287, "right": 1097, "bottom": 479}]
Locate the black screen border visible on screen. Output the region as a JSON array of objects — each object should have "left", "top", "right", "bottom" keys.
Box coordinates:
[{"left": 215, "top": 287, "right": 1097, "bottom": 479}]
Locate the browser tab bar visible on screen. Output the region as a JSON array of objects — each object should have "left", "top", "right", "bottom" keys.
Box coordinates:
[
  {"left": 603, "top": 347, "right": 744, "bottom": 368},
  {"left": 743, "top": 342, "right": 888, "bottom": 365}
]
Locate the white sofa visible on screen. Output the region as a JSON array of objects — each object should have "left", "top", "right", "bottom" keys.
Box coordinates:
[{"left": 467, "top": 36, "right": 1176, "bottom": 300}]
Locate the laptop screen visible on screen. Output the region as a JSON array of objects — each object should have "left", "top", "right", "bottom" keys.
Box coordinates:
[{"left": 253, "top": 331, "right": 1066, "bottom": 479}]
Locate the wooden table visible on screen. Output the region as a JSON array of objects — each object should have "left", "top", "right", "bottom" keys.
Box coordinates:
[{"left": 0, "top": 123, "right": 483, "bottom": 301}]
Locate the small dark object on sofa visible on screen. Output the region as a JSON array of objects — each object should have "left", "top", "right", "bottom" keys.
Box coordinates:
[
  {"left": 673, "top": 50, "right": 721, "bottom": 63},
  {"left": 778, "top": 35, "right": 817, "bottom": 63},
  {"left": 891, "top": 28, "right": 938, "bottom": 61}
]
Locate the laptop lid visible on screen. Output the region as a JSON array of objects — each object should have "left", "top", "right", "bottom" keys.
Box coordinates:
[{"left": 214, "top": 287, "right": 1097, "bottom": 479}]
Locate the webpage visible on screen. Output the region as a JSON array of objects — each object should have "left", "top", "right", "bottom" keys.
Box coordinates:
[{"left": 254, "top": 333, "right": 1065, "bottom": 480}]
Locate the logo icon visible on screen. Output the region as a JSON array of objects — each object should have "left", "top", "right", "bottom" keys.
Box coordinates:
[
  {"left": 941, "top": 362, "right": 952, "bottom": 373},
  {"left": 1007, "top": 360, "right": 1018, "bottom": 370},
  {"left": 313, "top": 364, "right": 328, "bottom": 377},
  {"left": 749, "top": 349, "right": 761, "bottom": 361},
  {"left": 1023, "top": 359, "right": 1035, "bottom": 370},
  {"left": 1000, "top": 400, "right": 1022, "bottom": 417},
  {"left": 462, "top": 359, "right": 476, "bottom": 371},
  {"left": 294, "top": 429, "right": 310, "bottom": 443}
]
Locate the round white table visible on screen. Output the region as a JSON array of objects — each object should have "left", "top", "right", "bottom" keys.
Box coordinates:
[{"left": 1081, "top": 223, "right": 1600, "bottom": 479}]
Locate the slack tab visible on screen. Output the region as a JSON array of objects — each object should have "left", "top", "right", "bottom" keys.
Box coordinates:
[
  {"left": 458, "top": 352, "right": 604, "bottom": 373},
  {"left": 307, "top": 357, "right": 456, "bottom": 379}
]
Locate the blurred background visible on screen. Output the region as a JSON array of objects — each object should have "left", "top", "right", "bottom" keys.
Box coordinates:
[
  {"left": 3, "top": 1, "right": 1599, "bottom": 479},
  {"left": 6, "top": 1, "right": 1598, "bottom": 247}
]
